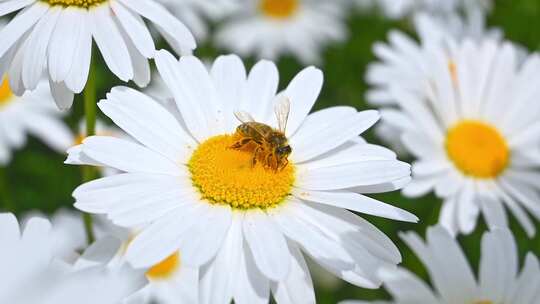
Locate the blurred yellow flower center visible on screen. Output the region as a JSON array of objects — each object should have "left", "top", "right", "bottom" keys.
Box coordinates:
[
  {"left": 146, "top": 252, "right": 180, "bottom": 281},
  {"left": 42, "top": 0, "right": 107, "bottom": 8},
  {"left": 448, "top": 60, "right": 458, "bottom": 83},
  {"left": 0, "top": 77, "right": 13, "bottom": 107},
  {"left": 446, "top": 120, "right": 509, "bottom": 178},
  {"left": 260, "top": 0, "right": 299, "bottom": 19},
  {"left": 188, "top": 134, "right": 295, "bottom": 210},
  {"left": 475, "top": 301, "right": 493, "bottom": 304}
]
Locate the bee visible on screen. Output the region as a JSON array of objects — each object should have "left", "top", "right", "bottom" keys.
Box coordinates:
[{"left": 231, "top": 96, "right": 292, "bottom": 171}]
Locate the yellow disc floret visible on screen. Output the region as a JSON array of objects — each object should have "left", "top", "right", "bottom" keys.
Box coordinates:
[
  {"left": 41, "top": 0, "right": 107, "bottom": 8},
  {"left": 260, "top": 0, "right": 299, "bottom": 19},
  {"left": 0, "top": 77, "right": 13, "bottom": 107},
  {"left": 189, "top": 134, "right": 295, "bottom": 210},
  {"left": 146, "top": 251, "right": 181, "bottom": 281},
  {"left": 446, "top": 120, "right": 509, "bottom": 178}
]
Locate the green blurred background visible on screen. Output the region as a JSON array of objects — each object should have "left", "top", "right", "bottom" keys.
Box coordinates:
[{"left": 1, "top": 0, "right": 540, "bottom": 302}]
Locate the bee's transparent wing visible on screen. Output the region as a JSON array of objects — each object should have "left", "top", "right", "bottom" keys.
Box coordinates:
[
  {"left": 274, "top": 96, "right": 291, "bottom": 133},
  {"left": 234, "top": 111, "right": 256, "bottom": 123}
]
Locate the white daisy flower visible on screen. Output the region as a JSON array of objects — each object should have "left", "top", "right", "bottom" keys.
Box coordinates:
[
  {"left": 67, "top": 52, "right": 416, "bottom": 302},
  {"left": 367, "top": 12, "right": 500, "bottom": 106},
  {"left": 123, "top": 248, "right": 199, "bottom": 304},
  {"left": 215, "top": 0, "right": 348, "bottom": 64},
  {"left": 341, "top": 226, "right": 540, "bottom": 304},
  {"left": 0, "top": 75, "right": 72, "bottom": 165},
  {"left": 0, "top": 0, "right": 196, "bottom": 109},
  {"left": 158, "top": 0, "right": 238, "bottom": 42},
  {"left": 380, "top": 38, "right": 540, "bottom": 237},
  {"left": 0, "top": 213, "right": 146, "bottom": 304},
  {"left": 366, "top": 11, "right": 500, "bottom": 155}
]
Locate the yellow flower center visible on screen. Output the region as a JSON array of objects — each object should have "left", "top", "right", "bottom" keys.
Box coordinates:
[
  {"left": 260, "top": 0, "right": 299, "bottom": 19},
  {"left": 448, "top": 60, "right": 458, "bottom": 84},
  {"left": 188, "top": 134, "right": 295, "bottom": 210},
  {"left": 445, "top": 120, "right": 509, "bottom": 178},
  {"left": 0, "top": 77, "right": 13, "bottom": 108},
  {"left": 41, "top": 0, "right": 107, "bottom": 8},
  {"left": 146, "top": 251, "right": 180, "bottom": 281}
]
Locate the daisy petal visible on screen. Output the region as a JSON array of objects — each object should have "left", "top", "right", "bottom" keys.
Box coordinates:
[
  {"left": 99, "top": 86, "right": 195, "bottom": 162},
  {"left": 81, "top": 136, "right": 182, "bottom": 175},
  {"left": 243, "top": 209, "right": 291, "bottom": 281},
  {"left": 292, "top": 110, "right": 380, "bottom": 163},
  {"left": 285, "top": 67, "right": 323, "bottom": 136},
  {"left": 0, "top": 2, "right": 48, "bottom": 58},
  {"left": 271, "top": 242, "right": 315, "bottom": 304},
  {"left": 297, "top": 160, "right": 411, "bottom": 190},
  {"left": 294, "top": 189, "right": 417, "bottom": 222},
  {"left": 90, "top": 4, "right": 133, "bottom": 82}
]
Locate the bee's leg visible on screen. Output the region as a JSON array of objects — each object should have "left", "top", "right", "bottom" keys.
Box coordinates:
[
  {"left": 252, "top": 146, "right": 263, "bottom": 167},
  {"left": 279, "top": 159, "right": 288, "bottom": 171},
  {"left": 230, "top": 138, "right": 253, "bottom": 149},
  {"left": 265, "top": 153, "right": 275, "bottom": 171}
]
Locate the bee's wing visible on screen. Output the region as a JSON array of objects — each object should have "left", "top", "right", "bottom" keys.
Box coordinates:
[
  {"left": 234, "top": 111, "right": 256, "bottom": 123},
  {"left": 274, "top": 96, "right": 291, "bottom": 133}
]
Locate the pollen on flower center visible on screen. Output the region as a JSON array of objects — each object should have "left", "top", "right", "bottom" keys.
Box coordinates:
[
  {"left": 0, "top": 77, "right": 13, "bottom": 107},
  {"left": 260, "top": 0, "right": 299, "bottom": 19},
  {"left": 41, "top": 0, "right": 108, "bottom": 8},
  {"left": 445, "top": 120, "right": 509, "bottom": 178},
  {"left": 146, "top": 251, "right": 180, "bottom": 281},
  {"left": 188, "top": 134, "right": 295, "bottom": 210}
]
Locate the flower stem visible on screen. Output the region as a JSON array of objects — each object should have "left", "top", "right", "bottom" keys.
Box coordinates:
[
  {"left": 0, "top": 167, "right": 15, "bottom": 212},
  {"left": 81, "top": 51, "right": 97, "bottom": 245}
]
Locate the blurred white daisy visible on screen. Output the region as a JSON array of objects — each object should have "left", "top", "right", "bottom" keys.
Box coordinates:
[
  {"left": 341, "top": 226, "right": 540, "bottom": 304},
  {"left": 158, "top": 0, "right": 238, "bottom": 42},
  {"left": 123, "top": 249, "right": 199, "bottom": 304},
  {"left": 0, "top": 75, "right": 72, "bottom": 165},
  {"left": 0, "top": 0, "right": 196, "bottom": 109},
  {"left": 366, "top": 11, "right": 501, "bottom": 154},
  {"left": 0, "top": 213, "right": 146, "bottom": 304},
  {"left": 355, "top": 0, "right": 492, "bottom": 20},
  {"left": 216, "top": 0, "right": 348, "bottom": 64},
  {"left": 379, "top": 38, "right": 540, "bottom": 237},
  {"left": 68, "top": 52, "right": 416, "bottom": 302}
]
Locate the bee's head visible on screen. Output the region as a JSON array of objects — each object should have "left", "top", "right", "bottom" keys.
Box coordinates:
[{"left": 276, "top": 145, "right": 292, "bottom": 157}]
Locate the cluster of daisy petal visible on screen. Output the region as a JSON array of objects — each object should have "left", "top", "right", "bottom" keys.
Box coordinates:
[{"left": 1, "top": 0, "right": 540, "bottom": 303}]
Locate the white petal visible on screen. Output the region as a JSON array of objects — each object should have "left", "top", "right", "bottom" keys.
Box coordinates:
[
  {"left": 233, "top": 240, "right": 270, "bottom": 304},
  {"left": 242, "top": 59, "right": 279, "bottom": 122},
  {"left": 118, "top": 0, "right": 196, "bottom": 54},
  {"left": 271, "top": 242, "right": 315, "bottom": 304},
  {"left": 22, "top": 6, "right": 60, "bottom": 90},
  {"left": 80, "top": 136, "right": 182, "bottom": 175},
  {"left": 210, "top": 54, "right": 246, "bottom": 132},
  {"left": 99, "top": 86, "right": 195, "bottom": 162},
  {"left": 90, "top": 4, "right": 133, "bottom": 81},
  {"left": 0, "top": 2, "right": 48, "bottom": 58},
  {"left": 297, "top": 160, "right": 411, "bottom": 190},
  {"left": 291, "top": 110, "right": 380, "bottom": 163},
  {"left": 200, "top": 215, "right": 243, "bottom": 304},
  {"left": 179, "top": 204, "right": 232, "bottom": 267},
  {"left": 48, "top": 7, "right": 84, "bottom": 84},
  {"left": 284, "top": 67, "right": 323, "bottom": 136},
  {"left": 63, "top": 10, "right": 91, "bottom": 93},
  {"left": 243, "top": 209, "right": 291, "bottom": 281},
  {"left": 49, "top": 79, "right": 74, "bottom": 110},
  {"left": 0, "top": 213, "right": 20, "bottom": 245},
  {"left": 110, "top": 0, "right": 154, "bottom": 58},
  {"left": 0, "top": 0, "right": 35, "bottom": 17},
  {"left": 126, "top": 206, "right": 201, "bottom": 268},
  {"left": 294, "top": 189, "right": 417, "bottom": 222}
]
